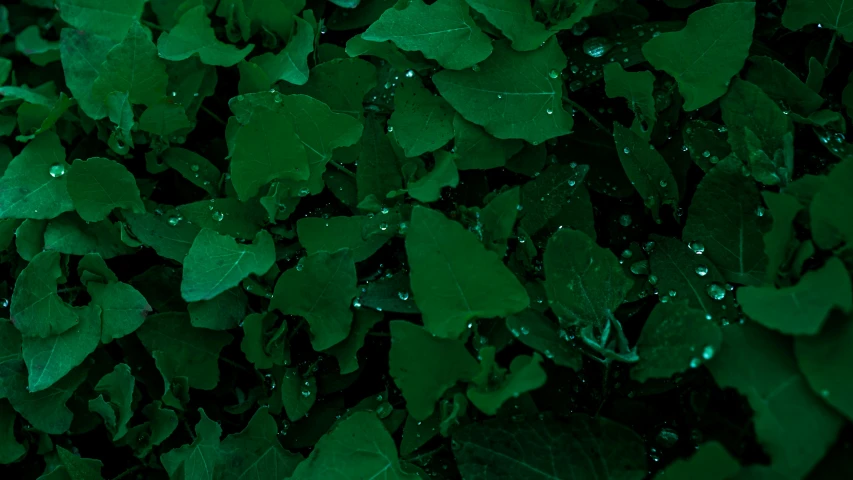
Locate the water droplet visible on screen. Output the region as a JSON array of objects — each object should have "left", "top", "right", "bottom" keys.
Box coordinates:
[
  {"left": 397, "top": 291, "right": 410, "bottom": 301},
  {"left": 379, "top": 222, "right": 388, "bottom": 231},
  {"left": 695, "top": 265, "right": 709, "bottom": 276},
  {"left": 702, "top": 150, "right": 711, "bottom": 158},
  {"left": 515, "top": 204, "right": 523, "bottom": 211},
  {"left": 167, "top": 216, "right": 182, "bottom": 226},
  {"left": 190, "top": 164, "right": 200, "bottom": 172},
  {"left": 701, "top": 345, "right": 715, "bottom": 360},
  {"left": 630, "top": 260, "right": 649, "bottom": 275},
  {"left": 622, "top": 147, "right": 631, "bottom": 154},
  {"left": 353, "top": 298, "right": 362, "bottom": 308},
  {"left": 571, "top": 21, "right": 589, "bottom": 36},
  {"left": 821, "top": 389, "right": 830, "bottom": 398},
  {"left": 621, "top": 249, "right": 633, "bottom": 259},
  {"left": 549, "top": 69, "right": 560, "bottom": 79},
  {"left": 405, "top": 70, "right": 415, "bottom": 78},
  {"left": 582, "top": 37, "right": 609, "bottom": 58},
  {"left": 706, "top": 283, "right": 726, "bottom": 301},
  {"left": 619, "top": 214, "right": 632, "bottom": 227},
  {"left": 472, "top": 64, "right": 481, "bottom": 72},
  {"left": 689, "top": 357, "right": 701, "bottom": 368},
  {"left": 546, "top": 108, "right": 553, "bottom": 115},
  {"left": 656, "top": 427, "right": 679, "bottom": 448},
  {"left": 49, "top": 163, "right": 66, "bottom": 178},
  {"left": 520, "top": 326, "right": 530, "bottom": 335},
  {"left": 298, "top": 187, "right": 310, "bottom": 197},
  {"left": 497, "top": 94, "right": 503, "bottom": 99},
  {"left": 295, "top": 263, "right": 304, "bottom": 272},
  {"left": 320, "top": 25, "right": 328, "bottom": 34},
  {"left": 301, "top": 390, "right": 312, "bottom": 397},
  {"left": 659, "top": 179, "right": 668, "bottom": 188},
  {"left": 236, "top": 95, "right": 245, "bottom": 101},
  {"left": 212, "top": 211, "right": 224, "bottom": 222},
  {"left": 380, "top": 207, "right": 390, "bottom": 214},
  {"left": 648, "top": 274, "right": 658, "bottom": 286},
  {"left": 569, "top": 80, "right": 584, "bottom": 92},
  {"left": 0, "top": 298, "right": 8, "bottom": 309},
  {"left": 570, "top": 65, "right": 580, "bottom": 74},
  {"left": 755, "top": 206, "right": 765, "bottom": 217},
  {"left": 568, "top": 179, "right": 576, "bottom": 186},
  {"left": 689, "top": 241, "right": 705, "bottom": 254}
]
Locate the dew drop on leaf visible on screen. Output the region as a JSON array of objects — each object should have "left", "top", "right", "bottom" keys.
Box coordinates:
[
  {"left": 706, "top": 283, "right": 726, "bottom": 300},
  {"left": 49, "top": 163, "right": 66, "bottom": 178}
]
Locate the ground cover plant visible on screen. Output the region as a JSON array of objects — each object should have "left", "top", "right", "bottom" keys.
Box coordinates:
[{"left": 0, "top": 0, "right": 852, "bottom": 478}]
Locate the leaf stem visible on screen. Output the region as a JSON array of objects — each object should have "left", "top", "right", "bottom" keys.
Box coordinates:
[
  {"left": 141, "top": 20, "right": 164, "bottom": 31},
  {"left": 200, "top": 105, "right": 226, "bottom": 126},
  {"left": 823, "top": 32, "right": 837, "bottom": 70},
  {"left": 112, "top": 465, "right": 144, "bottom": 480},
  {"left": 328, "top": 160, "right": 357, "bottom": 179},
  {"left": 564, "top": 98, "right": 610, "bottom": 134}
]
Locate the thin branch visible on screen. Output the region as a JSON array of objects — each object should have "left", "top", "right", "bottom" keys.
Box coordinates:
[
  {"left": 328, "top": 160, "right": 357, "bottom": 178},
  {"left": 565, "top": 98, "right": 610, "bottom": 134},
  {"left": 200, "top": 105, "right": 226, "bottom": 126},
  {"left": 824, "top": 32, "right": 837, "bottom": 70}
]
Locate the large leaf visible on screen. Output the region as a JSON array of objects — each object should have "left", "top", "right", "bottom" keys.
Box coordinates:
[
  {"left": 0, "top": 132, "right": 73, "bottom": 220},
  {"left": 783, "top": 0, "right": 853, "bottom": 42}
]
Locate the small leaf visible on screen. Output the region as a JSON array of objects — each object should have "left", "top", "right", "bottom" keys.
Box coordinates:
[
  {"left": 157, "top": 6, "right": 254, "bottom": 67},
  {"left": 407, "top": 151, "right": 459, "bottom": 202},
  {"left": 632, "top": 303, "right": 723, "bottom": 382},
  {"left": 160, "top": 409, "right": 222, "bottom": 480},
  {"left": 467, "top": 351, "right": 546, "bottom": 415},
  {"left": 642, "top": 2, "right": 755, "bottom": 110},
  {"left": 544, "top": 229, "right": 632, "bottom": 330},
  {"left": 270, "top": 250, "right": 358, "bottom": 351},
  {"left": 297, "top": 215, "right": 393, "bottom": 263},
  {"left": 738, "top": 258, "right": 852, "bottom": 335},
  {"left": 407, "top": 206, "right": 529, "bottom": 338},
  {"left": 253, "top": 16, "right": 314, "bottom": 85},
  {"left": 357, "top": 116, "right": 403, "bottom": 203},
  {"left": 654, "top": 442, "right": 741, "bottom": 480},
  {"left": 57, "top": 0, "right": 146, "bottom": 42},
  {"left": 67, "top": 157, "right": 145, "bottom": 222},
  {"left": 181, "top": 229, "right": 275, "bottom": 303},
  {"left": 10, "top": 250, "right": 78, "bottom": 338},
  {"left": 88, "top": 364, "right": 135, "bottom": 441},
  {"left": 362, "top": 0, "right": 492, "bottom": 70},
  {"left": 434, "top": 38, "right": 572, "bottom": 144},
  {"left": 89, "top": 281, "right": 151, "bottom": 343},
  {"left": 324, "top": 309, "right": 383, "bottom": 375},
  {"left": 23, "top": 306, "right": 100, "bottom": 393},
  {"left": 219, "top": 407, "right": 303, "bottom": 479},
  {"left": 519, "top": 163, "right": 590, "bottom": 236},
  {"left": 506, "top": 309, "right": 582, "bottom": 370},
  {"left": 0, "top": 132, "right": 73, "bottom": 220},
  {"left": 795, "top": 313, "right": 853, "bottom": 421},
  {"left": 281, "top": 368, "right": 317, "bottom": 421},
  {"left": 92, "top": 22, "right": 168, "bottom": 107},
  {"left": 614, "top": 122, "right": 679, "bottom": 221},
  {"left": 390, "top": 320, "right": 480, "bottom": 420},
  {"left": 604, "top": 62, "right": 657, "bottom": 138}
]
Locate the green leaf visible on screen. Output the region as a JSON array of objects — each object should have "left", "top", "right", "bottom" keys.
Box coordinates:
[
  {"left": 6, "top": 365, "right": 87, "bottom": 435},
  {"left": 162, "top": 148, "right": 221, "bottom": 196},
  {"left": 362, "top": 0, "right": 492, "bottom": 70},
  {"left": 15, "top": 26, "right": 60, "bottom": 67},
  {"left": 88, "top": 363, "right": 135, "bottom": 441},
  {"left": 219, "top": 407, "right": 303, "bottom": 479},
  {"left": 188, "top": 288, "right": 247, "bottom": 331},
  {"left": 121, "top": 401, "right": 178, "bottom": 458},
  {"left": 479, "top": 186, "right": 520, "bottom": 257},
  {"left": 653, "top": 442, "right": 741, "bottom": 480},
  {"left": 795, "top": 314, "right": 853, "bottom": 421},
  {"left": 707, "top": 322, "right": 843, "bottom": 478},
  {"left": 271, "top": 250, "right": 358, "bottom": 350},
  {"left": 345, "top": 34, "right": 430, "bottom": 71},
  {"left": 136, "top": 313, "right": 233, "bottom": 390},
  {"left": 745, "top": 56, "right": 824, "bottom": 116},
  {"left": 158, "top": 6, "right": 254, "bottom": 67},
  {"left": 139, "top": 103, "right": 192, "bottom": 136},
  {"left": 44, "top": 446, "right": 105, "bottom": 480},
  {"left": 782, "top": 0, "right": 853, "bottom": 42},
  {"left": 89, "top": 282, "right": 152, "bottom": 343},
  {"left": 230, "top": 108, "right": 308, "bottom": 201},
  {"left": 453, "top": 414, "right": 647, "bottom": 480},
  {"left": 407, "top": 151, "right": 459, "bottom": 202},
  {"left": 761, "top": 191, "right": 803, "bottom": 283},
  {"left": 67, "top": 157, "right": 145, "bottom": 222},
  {"left": 467, "top": 351, "right": 546, "bottom": 415},
  {"left": 10, "top": 250, "right": 79, "bottom": 338},
  {"left": 613, "top": 122, "right": 679, "bottom": 220},
  {"left": 124, "top": 210, "right": 200, "bottom": 263},
  {"left": 279, "top": 58, "right": 377, "bottom": 118},
  {"left": 92, "top": 22, "right": 168, "bottom": 107},
  {"left": 229, "top": 92, "right": 363, "bottom": 196},
  {"left": 452, "top": 115, "right": 523, "bottom": 170},
  {"left": 161, "top": 409, "right": 222, "bottom": 480},
  {"left": 297, "top": 215, "right": 393, "bottom": 263},
  {"left": 519, "top": 164, "right": 590, "bottom": 236},
  {"left": 720, "top": 79, "right": 793, "bottom": 185},
  {"left": 406, "top": 206, "right": 529, "bottom": 338},
  {"left": 281, "top": 368, "right": 317, "bottom": 421},
  {"left": 462, "top": 0, "right": 555, "bottom": 52},
  {"left": 642, "top": 2, "right": 755, "bottom": 110},
  {"left": 544, "top": 228, "right": 632, "bottom": 329},
  {"left": 240, "top": 312, "right": 289, "bottom": 369},
  {"left": 604, "top": 62, "right": 657, "bottom": 139},
  {"left": 738, "top": 258, "right": 852, "bottom": 335},
  {"left": 810, "top": 160, "right": 853, "bottom": 249},
  {"left": 631, "top": 303, "right": 723, "bottom": 382},
  {"left": 357, "top": 116, "right": 403, "bottom": 203},
  {"left": 507, "top": 309, "right": 582, "bottom": 370},
  {"left": 389, "top": 320, "right": 480, "bottom": 420},
  {"left": 181, "top": 229, "right": 275, "bottom": 303},
  {"left": 648, "top": 235, "right": 738, "bottom": 323},
  {"left": 389, "top": 78, "right": 455, "bottom": 157},
  {"left": 324, "top": 309, "right": 383, "bottom": 374},
  {"left": 56, "top": 0, "right": 147, "bottom": 42},
  {"left": 178, "top": 198, "right": 266, "bottom": 240},
  {"left": 44, "top": 214, "right": 134, "bottom": 259},
  {"left": 434, "top": 39, "right": 573, "bottom": 144},
  {"left": 23, "top": 306, "right": 100, "bottom": 393},
  {"left": 252, "top": 16, "right": 314, "bottom": 85},
  {"left": 683, "top": 156, "right": 769, "bottom": 286},
  {"left": 288, "top": 411, "right": 419, "bottom": 480},
  {"left": 0, "top": 132, "right": 73, "bottom": 220},
  {"left": 0, "top": 400, "right": 26, "bottom": 464}
]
